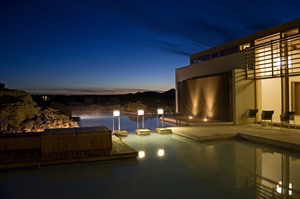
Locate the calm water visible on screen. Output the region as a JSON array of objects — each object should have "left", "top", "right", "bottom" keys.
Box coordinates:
[{"left": 0, "top": 114, "right": 299, "bottom": 199}]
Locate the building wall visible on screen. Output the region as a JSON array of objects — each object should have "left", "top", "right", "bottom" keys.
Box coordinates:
[
  {"left": 254, "top": 76, "right": 300, "bottom": 125},
  {"left": 232, "top": 69, "right": 256, "bottom": 125},
  {"left": 179, "top": 74, "right": 232, "bottom": 121},
  {"left": 176, "top": 52, "right": 244, "bottom": 114},
  {"left": 290, "top": 76, "right": 300, "bottom": 124}
]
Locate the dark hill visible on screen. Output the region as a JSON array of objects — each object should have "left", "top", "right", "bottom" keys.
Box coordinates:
[{"left": 32, "top": 89, "right": 176, "bottom": 114}]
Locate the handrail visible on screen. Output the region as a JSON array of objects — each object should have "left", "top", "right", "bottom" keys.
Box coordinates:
[{"left": 244, "top": 33, "right": 300, "bottom": 80}]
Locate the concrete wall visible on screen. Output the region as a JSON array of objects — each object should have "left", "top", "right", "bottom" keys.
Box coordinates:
[
  {"left": 176, "top": 52, "right": 244, "bottom": 113},
  {"left": 179, "top": 73, "right": 232, "bottom": 121},
  {"left": 232, "top": 69, "right": 256, "bottom": 125},
  {"left": 257, "top": 78, "right": 282, "bottom": 123},
  {"left": 290, "top": 76, "right": 300, "bottom": 124},
  {"left": 176, "top": 52, "right": 244, "bottom": 82}
]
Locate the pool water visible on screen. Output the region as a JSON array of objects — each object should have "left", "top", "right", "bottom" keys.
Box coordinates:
[
  {"left": 77, "top": 113, "right": 172, "bottom": 132},
  {"left": 0, "top": 115, "right": 299, "bottom": 199}
]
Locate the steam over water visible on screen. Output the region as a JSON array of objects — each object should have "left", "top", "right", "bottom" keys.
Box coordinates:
[{"left": 72, "top": 111, "right": 170, "bottom": 132}]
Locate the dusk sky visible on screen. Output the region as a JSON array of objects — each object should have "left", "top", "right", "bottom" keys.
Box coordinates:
[{"left": 1, "top": 0, "right": 300, "bottom": 95}]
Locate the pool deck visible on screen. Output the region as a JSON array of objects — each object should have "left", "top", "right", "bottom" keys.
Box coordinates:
[
  {"left": 169, "top": 124, "right": 300, "bottom": 153},
  {"left": 0, "top": 136, "right": 137, "bottom": 170}
]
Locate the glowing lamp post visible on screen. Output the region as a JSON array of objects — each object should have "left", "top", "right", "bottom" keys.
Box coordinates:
[
  {"left": 112, "top": 110, "right": 120, "bottom": 132},
  {"left": 137, "top": 109, "right": 145, "bottom": 129},
  {"left": 157, "top": 108, "right": 164, "bottom": 127}
]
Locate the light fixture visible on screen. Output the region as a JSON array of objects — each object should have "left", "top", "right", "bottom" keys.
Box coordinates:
[
  {"left": 204, "top": 116, "right": 208, "bottom": 122},
  {"left": 138, "top": 109, "right": 144, "bottom": 116},
  {"left": 112, "top": 110, "right": 121, "bottom": 132},
  {"left": 137, "top": 109, "right": 145, "bottom": 129},
  {"left": 157, "top": 108, "right": 164, "bottom": 115},
  {"left": 189, "top": 116, "right": 193, "bottom": 119},
  {"left": 113, "top": 110, "right": 120, "bottom": 117},
  {"left": 157, "top": 108, "right": 164, "bottom": 128}
]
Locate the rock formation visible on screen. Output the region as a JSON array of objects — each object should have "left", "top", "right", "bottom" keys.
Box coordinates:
[{"left": 0, "top": 88, "right": 78, "bottom": 133}]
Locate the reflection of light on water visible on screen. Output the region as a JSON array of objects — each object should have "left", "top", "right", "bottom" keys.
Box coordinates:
[
  {"left": 138, "top": 151, "right": 145, "bottom": 159},
  {"left": 157, "top": 149, "right": 165, "bottom": 157}
]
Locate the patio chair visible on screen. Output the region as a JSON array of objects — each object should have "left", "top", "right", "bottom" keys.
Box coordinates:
[
  {"left": 261, "top": 110, "right": 274, "bottom": 128},
  {"left": 246, "top": 109, "right": 258, "bottom": 124},
  {"left": 280, "top": 111, "right": 296, "bottom": 130}
]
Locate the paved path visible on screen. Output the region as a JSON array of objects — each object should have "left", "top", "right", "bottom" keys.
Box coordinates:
[{"left": 169, "top": 124, "right": 300, "bottom": 153}]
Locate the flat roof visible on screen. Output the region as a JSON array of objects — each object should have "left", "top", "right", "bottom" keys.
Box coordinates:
[{"left": 190, "top": 18, "right": 300, "bottom": 62}]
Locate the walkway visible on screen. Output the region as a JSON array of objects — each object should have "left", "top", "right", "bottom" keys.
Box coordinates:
[{"left": 169, "top": 124, "right": 300, "bottom": 153}]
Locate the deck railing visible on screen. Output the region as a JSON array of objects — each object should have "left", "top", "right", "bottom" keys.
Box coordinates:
[{"left": 244, "top": 34, "right": 300, "bottom": 80}]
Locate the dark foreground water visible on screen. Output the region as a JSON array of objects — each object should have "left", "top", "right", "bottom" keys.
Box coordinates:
[{"left": 0, "top": 114, "right": 299, "bottom": 199}]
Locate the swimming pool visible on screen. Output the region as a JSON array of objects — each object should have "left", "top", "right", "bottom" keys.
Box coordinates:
[{"left": 0, "top": 114, "right": 299, "bottom": 199}]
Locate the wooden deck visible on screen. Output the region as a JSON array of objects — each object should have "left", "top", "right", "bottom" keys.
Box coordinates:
[{"left": 0, "top": 136, "right": 137, "bottom": 169}]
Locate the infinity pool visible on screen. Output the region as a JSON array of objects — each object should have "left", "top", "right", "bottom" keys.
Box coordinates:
[{"left": 0, "top": 114, "right": 299, "bottom": 199}]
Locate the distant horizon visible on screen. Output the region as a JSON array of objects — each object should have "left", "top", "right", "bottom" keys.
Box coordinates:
[{"left": 11, "top": 86, "right": 174, "bottom": 96}]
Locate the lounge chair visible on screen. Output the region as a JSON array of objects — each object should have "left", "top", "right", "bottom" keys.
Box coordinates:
[
  {"left": 246, "top": 109, "right": 258, "bottom": 124},
  {"left": 280, "top": 111, "right": 296, "bottom": 130},
  {"left": 261, "top": 110, "right": 274, "bottom": 128}
]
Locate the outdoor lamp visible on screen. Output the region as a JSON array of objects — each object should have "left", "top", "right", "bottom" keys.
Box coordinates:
[
  {"left": 157, "top": 108, "right": 164, "bottom": 115},
  {"left": 112, "top": 110, "right": 121, "bottom": 131},
  {"left": 113, "top": 110, "right": 120, "bottom": 117},
  {"left": 138, "top": 109, "right": 144, "bottom": 116}
]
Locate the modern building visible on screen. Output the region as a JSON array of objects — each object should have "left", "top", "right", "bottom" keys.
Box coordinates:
[{"left": 176, "top": 18, "right": 300, "bottom": 125}]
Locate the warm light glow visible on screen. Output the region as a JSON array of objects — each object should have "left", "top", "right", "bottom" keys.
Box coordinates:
[
  {"left": 157, "top": 149, "right": 165, "bottom": 157},
  {"left": 138, "top": 150, "right": 145, "bottom": 158},
  {"left": 276, "top": 181, "right": 292, "bottom": 196},
  {"left": 138, "top": 109, "right": 144, "bottom": 116},
  {"left": 113, "top": 110, "right": 120, "bottom": 117},
  {"left": 288, "top": 56, "right": 292, "bottom": 68},
  {"left": 276, "top": 57, "right": 281, "bottom": 68},
  {"left": 157, "top": 108, "right": 164, "bottom": 115},
  {"left": 189, "top": 116, "right": 193, "bottom": 119},
  {"left": 204, "top": 116, "right": 208, "bottom": 122}
]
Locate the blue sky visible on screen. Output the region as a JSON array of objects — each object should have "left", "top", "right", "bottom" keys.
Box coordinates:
[{"left": 1, "top": 0, "right": 300, "bottom": 94}]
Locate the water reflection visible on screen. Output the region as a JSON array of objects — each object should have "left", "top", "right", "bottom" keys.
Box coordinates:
[
  {"left": 124, "top": 134, "right": 300, "bottom": 199},
  {"left": 77, "top": 113, "right": 170, "bottom": 132},
  {"left": 157, "top": 149, "right": 165, "bottom": 157},
  {"left": 171, "top": 138, "right": 300, "bottom": 199},
  {"left": 1, "top": 129, "right": 299, "bottom": 198}
]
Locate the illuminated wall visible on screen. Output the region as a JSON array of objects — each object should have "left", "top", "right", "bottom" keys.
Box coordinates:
[
  {"left": 254, "top": 33, "right": 300, "bottom": 123},
  {"left": 257, "top": 78, "right": 282, "bottom": 123},
  {"left": 179, "top": 73, "right": 231, "bottom": 121}
]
